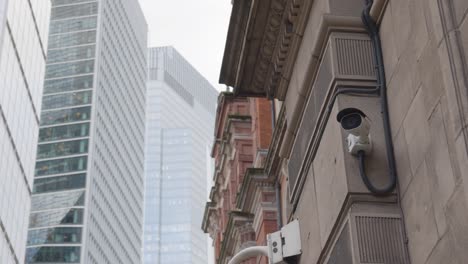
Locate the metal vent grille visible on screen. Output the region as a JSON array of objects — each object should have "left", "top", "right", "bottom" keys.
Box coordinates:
[
  {"left": 355, "top": 216, "right": 409, "bottom": 264},
  {"left": 335, "top": 38, "right": 375, "bottom": 77}
]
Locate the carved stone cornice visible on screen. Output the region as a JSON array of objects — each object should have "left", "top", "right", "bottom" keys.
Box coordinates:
[
  {"left": 236, "top": 168, "right": 275, "bottom": 213},
  {"left": 220, "top": 0, "right": 312, "bottom": 99}
]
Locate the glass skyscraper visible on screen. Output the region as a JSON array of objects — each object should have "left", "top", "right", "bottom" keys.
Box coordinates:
[
  {"left": 0, "top": 0, "right": 50, "bottom": 263},
  {"left": 25, "top": 1, "right": 147, "bottom": 263},
  {"left": 144, "top": 47, "right": 218, "bottom": 264}
]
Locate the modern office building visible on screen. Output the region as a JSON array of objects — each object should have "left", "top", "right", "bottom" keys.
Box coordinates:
[
  {"left": 144, "top": 46, "right": 218, "bottom": 264},
  {"left": 0, "top": 0, "right": 50, "bottom": 263},
  {"left": 25, "top": 1, "right": 147, "bottom": 263}
]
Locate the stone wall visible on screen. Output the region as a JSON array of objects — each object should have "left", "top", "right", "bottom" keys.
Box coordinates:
[
  {"left": 380, "top": 0, "right": 468, "bottom": 263},
  {"left": 278, "top": 0, "right": 468, "bottom": 263}
]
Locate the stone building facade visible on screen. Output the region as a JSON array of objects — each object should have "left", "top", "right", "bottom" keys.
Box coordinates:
[
  {"left": 210, "top": 0, "right": 468, "bottom": 263},
  {"left": 203, "top": 93, "right": 277, "bottom": 264}
]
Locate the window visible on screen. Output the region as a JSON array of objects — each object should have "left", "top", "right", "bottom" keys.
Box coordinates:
[
  {"left": 47, "top": 45, "right": 95, "bottom": 64},
  {"left": 29, "top": 209, "right": 84, "bottom": 228},
  {"left": 52, "top": 0, "right": 95, "bottom": 6},
  {"left": 44, "top": 75, "right": 93, "bottom": 94},
  {"left": 35, "top": 156, "right": 87, "bottom": 177},
  {"left": 31, "top": 191, "right": 85, "bottom": 211},
  {"left": 45, "top": 60, "right": 95, "bottom": 79},
  {"left": 48, "top": 30, "right": 96, "bottom": 49},
  {"left": 42, "top": 91, "right": 92, "bottom": 110},
  {"left": 33, "top": 174, "right": 86, "bottom": 194},
  {"left": 40, "top": 106, "right": 91, "bottom": 126},
  {"left": 27, "top": 227, "right": 82, "bottom": 245},
  {"left": 50, "top": 16, "right": 97, "bottom": 35},
  {"left": 37, "top": 139, "right": 89, "bottom": 159},
  {"left": 51, "top": 2, "right": 98, "bottom": 20},
  {"left": 26, "top": 246, "right": 80, "bottom": 263},
  {"left": 39, "top": 123, "right": 90, "bottom": 142}
]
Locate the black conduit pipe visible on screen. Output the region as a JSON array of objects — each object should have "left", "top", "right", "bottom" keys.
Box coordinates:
[{"left": 360, "top": 0, "right": 397, "bottom": 195}]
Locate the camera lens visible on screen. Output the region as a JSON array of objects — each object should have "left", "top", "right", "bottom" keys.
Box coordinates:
[{"left": 341, "top": 113, "right": 362, "bottom": 130}]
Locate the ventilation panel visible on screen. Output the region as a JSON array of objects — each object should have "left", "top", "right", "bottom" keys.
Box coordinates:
[{"left": 326, "top": 205, "right": 410, "bottom": 264}]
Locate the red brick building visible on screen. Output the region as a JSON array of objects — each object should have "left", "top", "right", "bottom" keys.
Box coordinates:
[{"left": 202, "top": 92, "right": 278, "bottom": 264}]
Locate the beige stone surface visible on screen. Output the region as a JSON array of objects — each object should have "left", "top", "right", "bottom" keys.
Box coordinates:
[
  {"left": 402, "top": 160, "right": 439, "bottom": 264},
  {"left": 312, "top": 105, "right": 347, "bottom": 248},
  {"left": 380, "top": 4, "right": 399, "bottom": 84},
  {"left": 403, "top": 88, "right": 431, "bottom": 175},
  {"left": 440, "top": 96, "right": 463, "bottom": 183},
  {"left": 425, "top": 233, "right": 460, "bottom": 264},
  {"left": 390, "top": 0, "right": 412, "bottom": 57},
  {"left": 452, "top": 0, "right": 468, "bottom": 27},
  {"left": 416, "top": 38, "right": 445, "bottom": 117},
  {"left": 424, "top": 0, "right": 444, "bottom": 44},
  {"left": 410, "top": 0, "right": 429, "bottom": 59},
  {"left": 455, "top": 135, "right": 468, "bottom": 206},
  {"left": 461, "top": 14, "right": 468, "bottom": 61},
  {"left": 445, "top": 186, "right": 468, "bottom": 261},
  {"left": 294, "top": 168, "right": 322, "bottom": 264},
  {"left": 393, "top": 127, "right": 413, "bottom": 196},
  {"left": 426, "top": 104, "right": 456, "bottom": 236},
  {"left": 387, "top": 53, "right": 417, "bottom": 136}
]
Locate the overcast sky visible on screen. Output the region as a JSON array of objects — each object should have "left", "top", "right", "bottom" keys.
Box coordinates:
[{"left": 138, "top": 0, "right": 232, "bottom": 91}]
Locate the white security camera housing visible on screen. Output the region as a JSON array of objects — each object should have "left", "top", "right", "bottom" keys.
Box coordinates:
[
  {"left": 267, "top": 220, "right": 302, "bottom": 264},
  {"left": 336, "top": 108, "right": 372, "bottom": 155},
  {"left": 227, "top": 220, "right": 302, "bottom": 264}
]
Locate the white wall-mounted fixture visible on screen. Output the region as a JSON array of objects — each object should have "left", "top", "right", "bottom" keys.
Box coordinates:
[{"left": 228, "top": 220, "right": 302, "bottom": 264}]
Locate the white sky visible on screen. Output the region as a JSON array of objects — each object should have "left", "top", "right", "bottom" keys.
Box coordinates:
[{"left": 138, "top": 0, "right": 232, "bottom": 91}]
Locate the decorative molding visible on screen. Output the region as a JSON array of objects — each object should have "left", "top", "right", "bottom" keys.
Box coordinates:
[
  {"left": 219, "top": 0, "right": 312, "bottom": 99},
  {"left": 218, "top": 212, "right": 254, "bottom": 264}
]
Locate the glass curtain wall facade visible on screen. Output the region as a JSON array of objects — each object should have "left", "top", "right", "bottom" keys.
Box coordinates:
[
  {"left": 0, "top": 0, "right": 50, "bottom": 263},
  {"left": 26, "top": 1, "right": 97, "bottom": 263},
  {"left": 144, "top": 47, "right": 218, "bottom": 264},
  {"left": 25, "top": 1, "right": 147, "bottom": 263}
]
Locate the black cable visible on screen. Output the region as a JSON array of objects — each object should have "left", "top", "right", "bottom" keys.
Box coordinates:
[
  {"left": 357, "top": 150, "right": 394, "bottom": 194},
  {"left": 360, "top": 0, "right": 397, "bottom": 195}
]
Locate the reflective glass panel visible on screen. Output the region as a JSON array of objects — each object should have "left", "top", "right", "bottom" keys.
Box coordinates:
[
  {"left": 51, "top": 2, "right": 98, "bottom": 20},
  {"left": 52, "top": 0, "right": 95, "bottom": 6},
  {"left": 45, "top": 60, "right": 94, "bottom": 79},
  {"left": 26, "top": 246, "right": 80, "bottom": 263},
  {"left": 31, "top": 191, "right": 85, "bottom": 211},
  {"left": 39, "top": 123, "right": 90, "bottom": 142},
  {"left": 40, "top": 106, "right": 91, "bottom": 126},
  {"left": 48, "top": 30, "right": 96, "bottom": 49},
  {"left": 42, "top": 91, "right": 92, "bottom": 110},
  {"left": 44, "top": 75, "right": 93, "bottom": 94},
  {"left": 37, "top": 139, "right": 88, "bottom": 159},
  {"left": 47, "top": 45, "right": 95, "bottom": 64},
  {"left": 33, "top": 174, "right": 86, "bottom": 194},
  {"left": 50, "top": 16, "right": 97, "bottom": 35},
  {"left": 35, "top": 156, "right": 87, "bottom": 177},
  {"left": 29, "top": 209, "right": 84, "bottom": 228},
  {"left": 27, "top": 227, "right": 82, "bottom": 245}
]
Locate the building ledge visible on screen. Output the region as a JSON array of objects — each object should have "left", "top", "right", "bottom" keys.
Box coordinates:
[{"left": 219, "top": 0, "right": 312, "bottom": 99}]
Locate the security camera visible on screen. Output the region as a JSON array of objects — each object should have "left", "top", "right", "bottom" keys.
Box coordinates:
[
  {"left": 267, "top": 220, "right": 301, "bottom": 264},
  {"left": 336, "top": 108, "right": 372, "bottom": 155}
]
